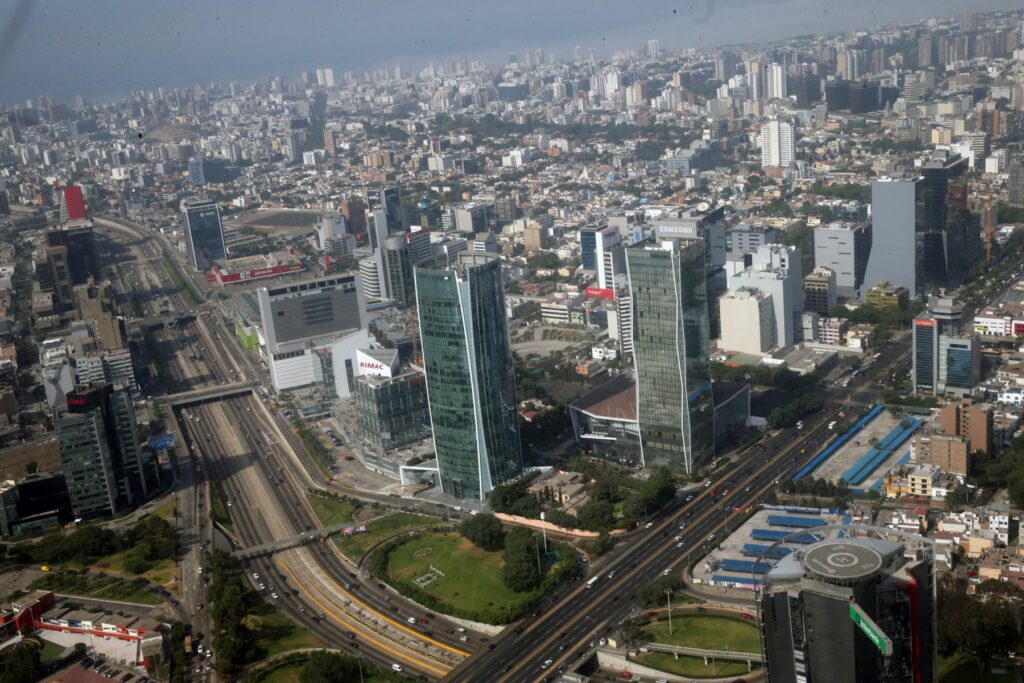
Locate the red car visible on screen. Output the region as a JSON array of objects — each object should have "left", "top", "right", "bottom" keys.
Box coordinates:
[
  {"left": 643, "top": 611, "right": 657, "bottom": 618},
  {"left": 619, "top": 672, "right": 634, "bottom": 680},
  {"left": 741, "top": 613, "right": 754, "bottom": 621}
]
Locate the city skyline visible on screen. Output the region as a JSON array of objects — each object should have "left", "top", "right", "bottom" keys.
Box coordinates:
[{"left": 0, "top": 0, "right": 1018, "bottom": 106}]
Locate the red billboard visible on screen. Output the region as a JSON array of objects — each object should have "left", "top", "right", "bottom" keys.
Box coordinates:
[
  {"left": 62, "top": 186, "right": 87, "bottom": 220},
  {"left": 584, "top": 287, "right": 615, "bottom": 300},
  {"left": 213, "top": 263, "right": 305, "bottom": 285},
  {"left": 1013, "top": 321, "right": 1024, "bottom": 338}
]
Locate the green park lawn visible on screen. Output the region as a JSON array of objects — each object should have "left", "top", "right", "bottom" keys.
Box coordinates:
[
  {"left": 308, "top": 495, "right": 356, "bottom": 527},
  {"left": 90, "top": 551, "right": 177, "bottom": 591},
  {"left": 336, "top": 512, "right": 435, "bottom": 560},
  {"left": 387, "top": 533, "right": 537, "bottom": 618},
  {"left": 644, "top": 615, "right": 761, "bottom": 653}
]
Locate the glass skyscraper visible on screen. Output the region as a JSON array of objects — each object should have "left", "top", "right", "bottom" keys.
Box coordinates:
[
  {"left": 415, "top": 253, "right": 522, "bottom": 500},
  {"left": 862, "top": 178, "right": 923, "bottom": 300},
  {"left": 181, "top": 198, "right": 227, "bottom": 270},
  {"left": 626, "top": 238, "right": 714, "bottom": 473}
]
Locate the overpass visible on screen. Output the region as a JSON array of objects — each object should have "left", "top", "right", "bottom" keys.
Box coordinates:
[
  {"left": 166, "top": 382, "right": 255, "bottom": 407},
  {"left": 232, "top": 520, "right": 369, "bottom": 560},
  {"left": 130, "top": 312, "right": 197, "bottom": 330},
  {"left": 640, "top": 642, "right": 761, "bottom": 665}
]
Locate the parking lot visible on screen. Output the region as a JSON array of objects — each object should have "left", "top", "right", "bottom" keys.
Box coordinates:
[{"left": 691, "top": 507, "right": 847, "bottom": 589}]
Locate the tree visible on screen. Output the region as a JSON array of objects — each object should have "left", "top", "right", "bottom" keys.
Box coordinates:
[
  {"left": 300, "top": 651, "right": 364, "bottom": 682},
  {"left": 0, "top": 644, "right": 41, "bottom": 683},
  {"left": 459, "top": 514, "right": 505, "bottom": 551},
  {"left": 619, "top": 616, "right": 645, "bottom": 646},
  {"left": 576, "top": 499, "right": 616, "bottom": 532},
  {"left": 502, "top": 528, "right": 541, "bottom": 592}
]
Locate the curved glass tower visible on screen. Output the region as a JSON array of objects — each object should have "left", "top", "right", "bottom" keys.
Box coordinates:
[{"left": 414, "top": 253, "right": 522, "bottom": 501}]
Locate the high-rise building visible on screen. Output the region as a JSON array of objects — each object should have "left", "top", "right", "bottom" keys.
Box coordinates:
[
  {"left": 919, "top": 152, "right": 977, "bottom": 288},
  {"left": 718, "top": 288, "right": 777, "bottom": 355},
  {"left": 759, "top": 534, "right": 936, "bottom": 683},
  {"left": 714, "top": 51, "right": 738, "bottom": 81},
  {"left": 580, "top": 224, "right": 624, "bottom": 290},
  {"left": 625, "top": 239, "right": 714, "bottom": 473},
  {"left": 180, "top": 198, "right": 226, "bottom": 271},
  {"left": 761, "top": 118, "right": 794, "bottom": 168},
  {"left": 913, "top": 298, "right": 979, "bottom": 396},
  {"left": 43, "top": 221, "right": 99, "bottom": 311},
  {"left": 938, "top": 399, "right": 993, "bottom": 454},
  {"left": 789, "top": 74, "right": 823, "bottom": 107},
  {"left": 804, "top": 266, "right": 838, "bottom": 315},
  {"left": 58, "top": 383, "right": 155, "bottom": 519},
  {"left": 257, "top": 274, "right": 369, "bottom": 396},
  {"left": 366, "top": 186, "right": 404, "bottom": 234},
  {"left": 352, "top": 349, "right": 429, "bottom": 453},
  {"left": 814, "top": 221, "right": 871, "bottom": 298},
  {"left": 57, "top": 409, "right": 117, "bottom": 518},
  {"left": 1008, "top": 144, "right": 1024, "bottom": 209},
  {"left": 766, "top": 62, "right": 787, "bottom": 100},
  {"left": 862, "top": 178, "right": 923, "bottom": 299},
  {"left": 728, "top": 245, "right": 804, "bottom": 348},
  {"left": 414, "top": 253, "right": 522, "bottom": 500},
  {"left": 383, "top": 234, "right": 415, "bottom": 306}
]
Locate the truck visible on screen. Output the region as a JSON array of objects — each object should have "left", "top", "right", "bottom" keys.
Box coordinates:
[{"left": 184, "top": 634, "right": 193, "bottom": 656}]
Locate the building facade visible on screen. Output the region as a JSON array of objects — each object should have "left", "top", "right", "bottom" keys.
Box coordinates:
[
  {"left": 813, "top": 222, "right": 870, "bottom": 298},
  {"left": 626, "top": 239, "right": 715, "bottom": 473},
  {"left": 180, "top": 198, "right": 226, "bottom": 271},
  {"left": 414, "top": 253, "right": 522, "bottom": 500}
]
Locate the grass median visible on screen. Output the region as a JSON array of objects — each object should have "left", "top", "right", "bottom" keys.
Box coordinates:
[{"left": 335, "top": 511, "right": 434, "bottom": 560}]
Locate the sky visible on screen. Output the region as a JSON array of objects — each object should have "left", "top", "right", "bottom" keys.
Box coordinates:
[{"left": 0, "top": 0, "right": 1020, "bottom": 106}]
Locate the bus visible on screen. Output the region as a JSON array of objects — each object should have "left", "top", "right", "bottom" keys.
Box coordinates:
[{"left": 585, "top": 576, "right": 599, "bottom": 589}]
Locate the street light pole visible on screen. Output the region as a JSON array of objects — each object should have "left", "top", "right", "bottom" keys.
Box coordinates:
[{"left": 540, "top": 511, "right": 548, "bottom": 553}]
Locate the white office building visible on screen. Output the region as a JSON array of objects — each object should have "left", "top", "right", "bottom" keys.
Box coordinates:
[
  {"left": 718, "top": 288, "right": 778, "bottom": 355},
  {"left": 257, "top": 274, "right": 369, "bottom": 397},
  {"left": 761, "top": 118, "right": 794, "bottom": 168}
]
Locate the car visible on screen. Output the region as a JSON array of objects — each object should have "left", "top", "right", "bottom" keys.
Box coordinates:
[
  {"left": 407, "top": 617, "right": 417, "bottom": 625},
  {"left": 419, "top": 617, "right": 429, "bottom": 624},
  {"left": 258, "top": 583, "right": 266, "bottom": 590},
  {"left": 644, "top": 521, "right": 653, "bottom": 529},
  {"left": 673, "top": 535, "right": 682, "bottom": 542},
  {"left": 487, "top": 643, "right": 496, "bottom": 651},
  {"left": 541, "top": 659, "right": 553, "bottom": 669},
  {"left": 619, "top": 672, "right": 634, "bottom": 680},
  {"left": 347, "top": 631, "right": 357, "bottom": 639},
  {"left": 271, "top": 592, "right": 279, "bottom": 599},
  {"left": 662, "top": 568, "right": 672, "bottom": 576},
  {"left": 252, "top": 572, "right": 260, "bottom": 580},
  {"left": 391, "top": 664, "right": 404, "bottom": 672}
]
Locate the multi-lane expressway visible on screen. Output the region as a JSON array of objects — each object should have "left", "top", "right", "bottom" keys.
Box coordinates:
[{"left": 447, "top": 339, "right": 908, "bottom": 682}]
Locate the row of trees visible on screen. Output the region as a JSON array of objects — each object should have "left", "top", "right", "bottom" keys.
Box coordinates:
[
  {"left": 1, "top": 514, "right": 177, "bottom": 570},
  {"left": 205, "top": 550, "right": 260, "bottom": 675},
  {"left": 488, "top": 466, "right": 677, "bottom": 534}
]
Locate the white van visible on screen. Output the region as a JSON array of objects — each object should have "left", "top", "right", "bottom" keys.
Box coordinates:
[{"left": 392, "top": 664, "right": 404, "bottom": 672}]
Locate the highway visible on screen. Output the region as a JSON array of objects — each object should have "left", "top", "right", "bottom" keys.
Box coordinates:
[{"left": 447, "top": 339, "right": 909, "bottom": 683}]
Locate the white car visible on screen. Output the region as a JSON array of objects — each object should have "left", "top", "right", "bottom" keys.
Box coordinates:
[
  {"left": 541, "top": 659, "right": 553, "bottom": 669},
  {"left": 252, "top": 572, "right": 260, "bottom": 580},
  {"left": 407, "top": 617, "right": 417, "bottom": 625},
  {"left": 271, "top": 592, "right": 279, "bottom": 599}
]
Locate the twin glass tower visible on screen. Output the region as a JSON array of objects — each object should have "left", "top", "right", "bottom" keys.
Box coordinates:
[{"left": 415, "top": 238, "right": 716, "bottom": 502}]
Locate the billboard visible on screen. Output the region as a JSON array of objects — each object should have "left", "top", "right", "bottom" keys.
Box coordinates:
[
  {"left": 148, "top": 434, "right": 177, "bottom": 450},
  {"left": 849, "top": 603, "right": 893, "bottom": 656},
  {"left": 214, "top": 263, "right": 305, "bottom": 285},
  {"left": 585, "top": 287, "right": 615, "bottom": 300}
]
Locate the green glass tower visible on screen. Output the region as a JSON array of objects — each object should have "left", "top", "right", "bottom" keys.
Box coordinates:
[
  {"left": 626, "top": 238, "right": 715, "bottom": 473},
  {"left": 414, "top": 253, "right": 522, "bottom": 500}
]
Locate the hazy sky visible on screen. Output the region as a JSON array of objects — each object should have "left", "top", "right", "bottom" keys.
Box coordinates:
[{"left": 0, "top": 0, "right": 1020, "bottom": 106}]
